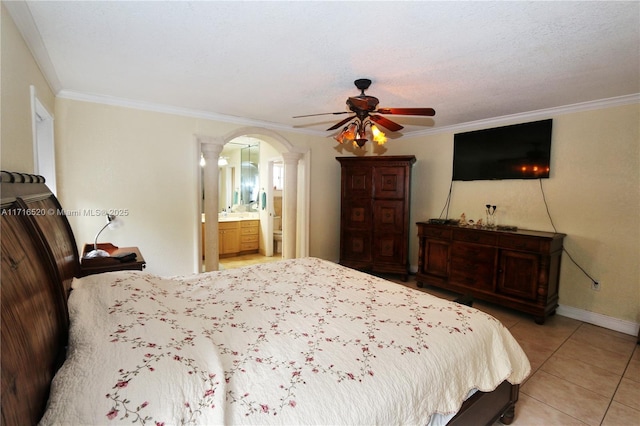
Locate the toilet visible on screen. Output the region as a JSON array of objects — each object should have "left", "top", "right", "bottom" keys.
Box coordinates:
[
  {"left": 272, "top": 196, "right": 283, "bottom": 255},
  {"left": 273, "top": 216, "right": 282, "bottom": 254},
  {"left": 273, "top": 230, "right": 282, "bottom": 254}
]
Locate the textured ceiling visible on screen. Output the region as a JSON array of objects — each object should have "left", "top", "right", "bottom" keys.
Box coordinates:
[{"left": 8, "top": 1, "right": 640, "bottom": 137}]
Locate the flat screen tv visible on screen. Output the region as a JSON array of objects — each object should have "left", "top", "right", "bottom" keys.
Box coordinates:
[{"left": 452, "top": 119, "right": 553, "bottom": 181}]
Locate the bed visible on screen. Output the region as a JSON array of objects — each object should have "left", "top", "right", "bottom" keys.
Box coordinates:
[{"left": 1, "top": 171, "right": 530, "bottom": 425}]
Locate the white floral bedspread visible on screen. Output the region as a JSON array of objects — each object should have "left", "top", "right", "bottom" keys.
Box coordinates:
[{"left": 41, "top": 257, "right": 530, "bottom": 425}]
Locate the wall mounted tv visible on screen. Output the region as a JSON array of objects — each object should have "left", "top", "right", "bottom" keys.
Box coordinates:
[{"left": 452, "top": 119, "right": 553, "bottom": 181}]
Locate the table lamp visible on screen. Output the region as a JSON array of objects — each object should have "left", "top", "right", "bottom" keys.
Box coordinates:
[{"left": 83, "top": 214, "right": 120, "bottom": 258}]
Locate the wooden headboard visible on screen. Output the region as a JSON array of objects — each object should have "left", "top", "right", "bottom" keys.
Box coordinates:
[{"left": 1, "top": 171, "right": 80, "bottom": 425}]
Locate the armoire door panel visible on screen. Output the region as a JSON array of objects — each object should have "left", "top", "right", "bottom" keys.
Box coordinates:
[
  {"left": 374, "top": 166, "right": 406, "bottom": 199},
  {"left": 372, "top": 233, "right": 404, "bottom": 263},
  {"left": 342, "top": 201, "right": 372, "bottom": 230},
  {"left": 341, "top": 231, "right": 372, "bottom": 262},
  {"left": 344, "top": 166, "right": 372, "bottom": 198},
  {"left": 373, "top": 200, "right": 404, "bottom": 233}
]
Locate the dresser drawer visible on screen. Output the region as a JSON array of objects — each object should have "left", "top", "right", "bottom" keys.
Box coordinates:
[
  {"left": 450, "top": 262, "right": 496, "bottom": 290},
  {"left": 498, "top": 235, "right": 541, "bottom": 252},
  {"left": 452, "top": 242, "right": 496, "bottom": 262},
  {"left": 421, "top": 225, "right": 452, "bottom": 240},
  {"left": 453, "top": 229, "right": 497, "bottom": 245}
]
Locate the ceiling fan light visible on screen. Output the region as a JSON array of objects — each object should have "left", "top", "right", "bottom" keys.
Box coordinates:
[
  {"left": 371, "top": 125, "right": 387, "bottom": 144},
  {"left": 343, "top": 123, "right": 357, "bottom": 142},
  {"left": 334, "top": 128, "right": 347, "bottom": 144}
]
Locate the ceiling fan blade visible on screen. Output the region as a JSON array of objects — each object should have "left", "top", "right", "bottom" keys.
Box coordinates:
[
  {"left": 327, "top": 115, "right": 356, "bottom": 131},
  {"left": 369, "top": 114, "right": 404, "bottom": 132},
  {"left": 293, "top": 111, "right": 350, "bottom": 118},
  {"left": 376, "top": 107, "right": 436, "bottom": 116}
]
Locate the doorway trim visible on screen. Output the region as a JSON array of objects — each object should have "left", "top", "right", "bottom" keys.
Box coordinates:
[
  {"left": 30, "top": 86, "right": 56, "bottom": 194},
  {"left": 196, "top": 127, "right": 309, "bottom": 272}
]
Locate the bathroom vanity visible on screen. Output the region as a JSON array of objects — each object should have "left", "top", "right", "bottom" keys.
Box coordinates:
[{"left": 202, "top": 214, "right": 260, "bottom": 258}]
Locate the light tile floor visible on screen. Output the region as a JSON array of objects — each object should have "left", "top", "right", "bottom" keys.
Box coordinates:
[
  {"left": 398, "top": 276, "right": 640, "bottom": 426},
  {"left": 216, "top": 256, "right": 640, "bottom": 425}
]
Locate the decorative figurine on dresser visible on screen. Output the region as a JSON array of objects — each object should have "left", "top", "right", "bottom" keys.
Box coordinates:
[
  {"left": 337, "top": 155, "right": 416, "bottom": 281},
  {"left": 416, "top": 219, "right": 565, "bottom": 324}
]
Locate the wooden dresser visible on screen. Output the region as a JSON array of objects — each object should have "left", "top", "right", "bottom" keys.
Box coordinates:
[
  {"left": 416, "top": 222, "right": 565, "bottom": 324},
  {"left": 337, "top": 156, "right": 416, "bottom": 280}
]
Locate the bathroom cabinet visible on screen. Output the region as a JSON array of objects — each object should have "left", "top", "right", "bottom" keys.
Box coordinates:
[
  {"left": 218, "top": 219, "right": 259, "bottom": 257},
  {"left": 219, "top": 221, "right": 240, "bottom": 256},
  {"left": 239, "top": 220, "right": 259, "bottom": 252}
]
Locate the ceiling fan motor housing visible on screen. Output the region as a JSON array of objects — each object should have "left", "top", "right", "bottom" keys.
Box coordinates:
[{"left": 354, "top": 78, "right": 372, "bottom": 92}]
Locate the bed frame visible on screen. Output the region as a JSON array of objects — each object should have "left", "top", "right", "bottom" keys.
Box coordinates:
[{"left": 0, "top": 171, "right": 518, "bottom": 425}]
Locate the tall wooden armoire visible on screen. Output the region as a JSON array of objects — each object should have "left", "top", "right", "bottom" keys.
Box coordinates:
[{"left": 337, "top": 155, "right": 416, "bottom": 280}]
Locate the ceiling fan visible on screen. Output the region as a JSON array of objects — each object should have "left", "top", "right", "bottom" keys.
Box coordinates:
[{"left": 293, "top": 78, "right": 436, "bottom": 147}]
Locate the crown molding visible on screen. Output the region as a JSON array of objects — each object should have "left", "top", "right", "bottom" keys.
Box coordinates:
[
  {"left": 4, "top": 0, "right": 61, "bottom": 93},
  {"left": 409, "top": 93, "right": 640, "bottom": 137},
  {"left": 58, "top": 89, "right": 639, "bottom": 140},
  {"left": 56, "top": 90, "right": 326, "bottom": 137}
]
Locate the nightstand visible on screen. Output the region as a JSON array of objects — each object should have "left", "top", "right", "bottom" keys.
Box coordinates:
[{"left": 80, "top": 243, "right": 146, "bottom": 276}]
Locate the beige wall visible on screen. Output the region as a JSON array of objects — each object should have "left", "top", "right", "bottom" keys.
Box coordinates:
[
  {"left": 399, "top": 105, "right": 640, "bottom": 324},
  {"left": 54, "top": 97, "right": 333, "bottom": 276},
  {"left": 1, "top": 3, "right": 55, "bottom": 172},
  {"left": 2, "top": 7, "right": 638, "bottom": 326}
]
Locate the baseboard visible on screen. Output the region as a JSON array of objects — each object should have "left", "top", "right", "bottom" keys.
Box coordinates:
[{"left": 557, "top": 305, "right": 639, "bottom": 337}]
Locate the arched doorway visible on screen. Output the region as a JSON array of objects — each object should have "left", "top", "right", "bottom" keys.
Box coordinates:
[{"left": 196, "top": 128, "right": 309, "bottom": 272}]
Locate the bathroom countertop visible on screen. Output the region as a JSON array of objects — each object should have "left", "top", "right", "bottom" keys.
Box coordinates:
[
  {"left": 218, "top": 216, "right": 259, "bottom": 223},
  {"left": 201, "top": 213, "right": 260, "bottom": 223}
]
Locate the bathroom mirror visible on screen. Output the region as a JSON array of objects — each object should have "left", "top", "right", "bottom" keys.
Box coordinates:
[
  {"left": 240, "top": 144, "right": 259, "bottom": 208},
  {"left": 216, "top": 139, "right": 260, "bottom": 212}
]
